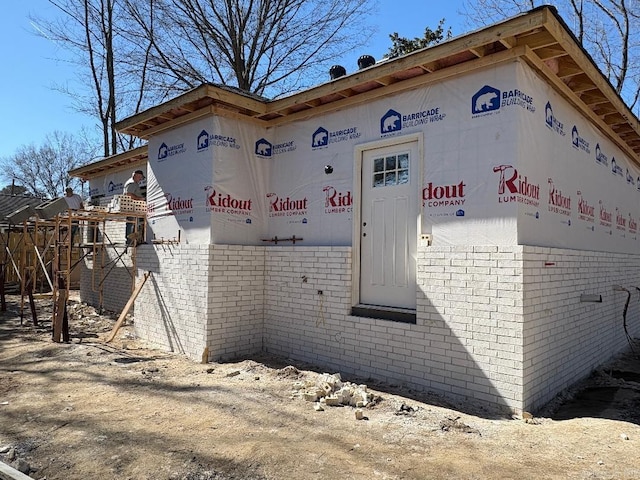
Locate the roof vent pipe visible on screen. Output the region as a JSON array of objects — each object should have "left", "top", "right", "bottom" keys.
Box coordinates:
[
  {"left": 330, "top": 65, "right": 346, "bottom": 79},
  {"left": 358, "top": 54, "right": 375, "bottom": 69}
]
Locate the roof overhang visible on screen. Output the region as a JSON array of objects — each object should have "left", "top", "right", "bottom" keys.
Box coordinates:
[
  {"left": 113, "top": 6, "right": 640, "bottom": 167},
  {"left": 69, "top": 145, "right": 148, "bottom": 180}
]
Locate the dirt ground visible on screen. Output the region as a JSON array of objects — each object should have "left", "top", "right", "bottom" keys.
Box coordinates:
[{"left": 2, "top": 294, "right": 640, "bottom": 480}]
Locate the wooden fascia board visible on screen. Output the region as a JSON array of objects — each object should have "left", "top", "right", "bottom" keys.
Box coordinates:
[
  {"left": 522, "top": 47, "right": 640, "bottom": 166},
  {"left": 136, "top": 105, "right": 217, "bottom": 139},
  {"left": 135, "top": 103, "right": 270, "bottom": 140},
  {"left": 267, "top": 46, "right": 526, "bottom": 127},
  {"left": 116, "top": 85, "right": 212, "bottom": 133},
  {"left": 265, "top": 9, "right": 549, "bottom": 117},
  {"left": 202, "top": 85, "right": 267, "bottom": 115},
  {"left": 116, "top": 84, "right": 267, "bottom": 136},
  {"left": 69, "top": 146, "right": 148, "bottom": 180}
]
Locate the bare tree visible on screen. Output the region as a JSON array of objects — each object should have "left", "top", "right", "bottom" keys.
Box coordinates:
[
  {"left": 0, "top": 131, "right": 99, "bottom": 198},
  {"left": 125, "top": 0, "right": 375, "bottom": 97},
  {"left": 461, "top": 0, "right": 640, "bottom": 111},
  {"left": 32, "top": 0, "right": 152, "bottom": 157}
]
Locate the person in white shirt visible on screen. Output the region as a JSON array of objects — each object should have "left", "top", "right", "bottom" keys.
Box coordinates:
[
  {"left": 64, "top": 187, "right": 84, "bottom": 210},
  {"left": 63, "top": 187, "right": 84, "bottom": 243},
  {"left": 123, "top": 170, "right": 146, "bottom": 245}
]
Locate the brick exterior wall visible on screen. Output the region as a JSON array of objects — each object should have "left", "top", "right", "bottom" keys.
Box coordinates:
[
  {"left": 132, "top": 244, "right": 264, "bottom": 361},
  {"left": 521, "top": 246, "right": 640, "bottom": 411},
  {"left": 97, "top": 242, "right": 640, "bottom": 414},
  {"left": 205, "top": 245, "right": 264, "bottom": 361},
  {"left": 262, "top": 245, "right": 525, "bottom": 413}
]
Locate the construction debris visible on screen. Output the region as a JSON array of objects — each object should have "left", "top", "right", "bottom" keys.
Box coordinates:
[{"left": 294, "top": 372, "right": 378, "bottom": 411}]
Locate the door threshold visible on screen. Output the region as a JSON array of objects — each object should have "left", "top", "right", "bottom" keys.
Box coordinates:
[{"left": 351, "top": 304, "right": 416, "bottom": 324}]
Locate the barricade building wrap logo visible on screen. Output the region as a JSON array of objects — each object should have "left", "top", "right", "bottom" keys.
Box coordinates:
[
  {"left": 323, "top": 186, "right": 352, "bottom": 214},
  {"left": 611, "top": 157, "right": 623, "bottom": 177},
  {"left": 545, "top": 102, "right": 565, "bottom": 136},
  {"left": 493, "top": 164, "right": 540, "bottom": 207},
  {"left": 379, "top": 106, "right": 446, "bottom": 137},
  {"left": 107, "top": 181, "right": 123, "bottom": 193},
  {"left": 626, "top": 169, "right": 636, "bottom": 187},
  {"left": 311, "top": 126, "right": 360, "bottom": 150},
  {"left": 205, "top": 186, "right": 252, "bottom": 218},
  {"left": 380, "top": 109, "right": 402, "bottom": 135},
  {"left": 571, "top": 126, "right": 590, "bottom": 154},
  {"left": 312, "top": 128, "right": 328, "bottom": 147},
  {"left": 576, "top": 191, "right": 595, "bottom": 223},
  {"left": 547, "top": 178, "right": 571, "bottom": 216},
  {"left": 472, "top": 85, "right": 535, "bottom": 118},
  {"left": 89, "top": 187, "right": 100, "bottom": 197},
  {"left": 266, "top": 192, "right": 308, "bottom": 218},
  {"left": 157, "top": 142, "right": 186, "bottom": 161},
  {"left": 595, "top": 143, "right": 609, "bottom": 166},
  {"left": 255, "top": 138, "right": 272, "bottom": 158},
  {"left": 197, "top": 130, "right": 240, "bottom": 151},
  {"left": 273, "top": 140, "right": 297, "bottom": 154},
  {"left": 472, "top": 85, "right": 500, "bottom": 115},
  {"left": 401, "top": 107, "right": 446, "bottom": 127}
]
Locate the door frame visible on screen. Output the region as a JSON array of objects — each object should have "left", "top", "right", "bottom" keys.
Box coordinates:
[{"left": 352, "top": 133, "right": 424, "bottom": 314}]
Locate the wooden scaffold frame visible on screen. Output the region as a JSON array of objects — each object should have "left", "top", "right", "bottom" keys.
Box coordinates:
[{"left": 1, "top": 206, "right": 146, "bottom": 343}]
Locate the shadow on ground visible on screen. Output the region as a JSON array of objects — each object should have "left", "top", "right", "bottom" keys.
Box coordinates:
[{"left": 546, "top": 348, "right": 640, "bottom": 425}]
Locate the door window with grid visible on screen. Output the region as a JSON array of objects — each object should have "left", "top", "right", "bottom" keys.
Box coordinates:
[{"left": 372, "top": 152, "right": 409, "bottom": 188}]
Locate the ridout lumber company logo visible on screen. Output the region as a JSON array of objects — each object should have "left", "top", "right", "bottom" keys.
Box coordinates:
[
  {"left": 422, "top": 181, "right": 466, "bottom": 212},
  {"left": 147, "top": 192, "right": 194, "bottom": 217},
  {"left": 615, "top": 207, "right": 627, "bottom": 232},
  {"left": 547, "top": 177, "right": 571, "bottom": 216},
  {"left": 204, "top": 186, "right": 252, "bottom": 219},
  {"left": 323, "top": 186, "right": 352, "bottom": 214},
  {"left": 576, "top": 191, "right": 595, "bottom": 223},
  {"left": 493, "top": 164, "right": 540, "bottom": 207},
  {"left": 266, "top": 192, "right": 308, "bottom": 219},
  {"left": 598, "top": 200, "right": 613, "bottom": 229}
]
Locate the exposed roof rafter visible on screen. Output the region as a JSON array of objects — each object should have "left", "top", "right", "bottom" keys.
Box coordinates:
[{"left": 100, "top": 6, "right": 640, "bottom": 175}]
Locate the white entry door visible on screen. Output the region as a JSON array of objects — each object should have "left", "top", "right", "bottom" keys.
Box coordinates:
[{"left": 359, "top": 140, "right": 419, "bottom": 309}]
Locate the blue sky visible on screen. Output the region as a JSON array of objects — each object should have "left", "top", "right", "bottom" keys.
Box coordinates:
[{"left": 0, "top": 0, "right": 467, "bottom": 159}]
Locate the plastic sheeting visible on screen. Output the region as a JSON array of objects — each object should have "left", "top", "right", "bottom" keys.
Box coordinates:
[{"left": 91, "top": 60, "right": 640, "bottom": 254}]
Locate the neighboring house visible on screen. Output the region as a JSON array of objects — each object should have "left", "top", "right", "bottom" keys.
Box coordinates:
[
  {"left": 0, "top": 194, "right": 44, "bottom": 226},
  {"left": 73, "top": 7, "right": 640, "bottom": 414}
]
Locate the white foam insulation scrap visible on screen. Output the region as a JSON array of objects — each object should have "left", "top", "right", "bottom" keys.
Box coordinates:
[{"left": 293, "top": 372, "right": 375, "bottom": 409}]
